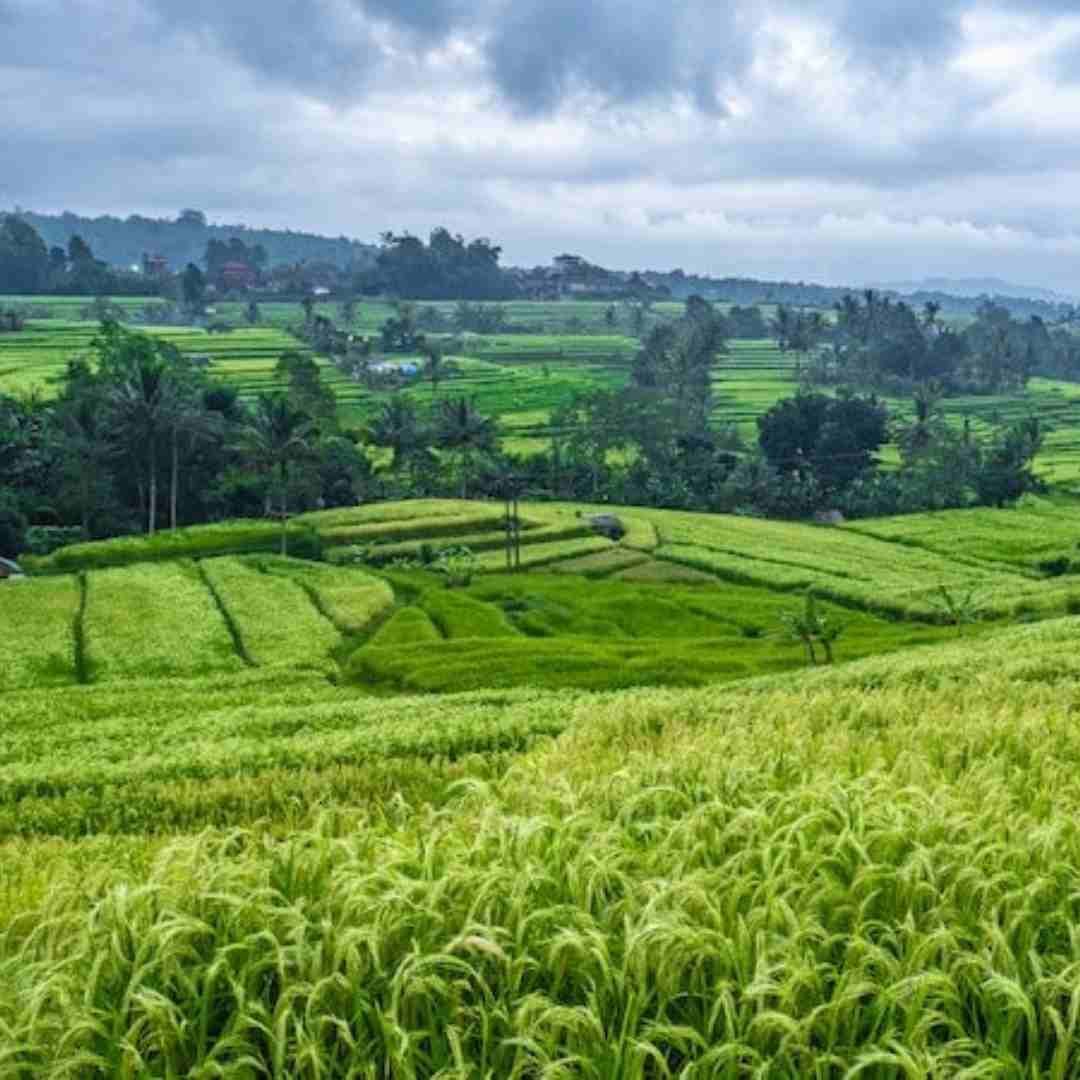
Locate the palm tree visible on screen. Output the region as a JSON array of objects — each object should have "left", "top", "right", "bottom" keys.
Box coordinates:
[
  {"left": 423, "top": 342, "right": 445, "bottom": 396},
  {"left": 167, "top": 388, "right": 222, "bottom": 531},
  {"left": 366, "top": 397, "right": 427, "bottom": 472},
  {"left": 436, "top": 396, "right": 498, "bottom": 499},
  {"left": 55, "top": 392, "right": 115, "bottom": 536},
  {"left": 238, "top": 392, "right": 314, "bottom": 556},
  {"left": 108, "top": 348, "right": 177, "bottom": 535}
]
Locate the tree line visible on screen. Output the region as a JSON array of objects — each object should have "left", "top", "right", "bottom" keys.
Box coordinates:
[
  {"left": 0, "top": 298, "right": 1045, "bottom": 559},
  {"left": 795, "top": 292, "right": 1080, "bottom": 395},
  {"left": 0, "top": 216, "right": 151, "bottom": 296}
]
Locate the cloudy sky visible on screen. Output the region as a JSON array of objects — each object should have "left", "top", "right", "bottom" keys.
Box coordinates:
[{"left": 5, "top": 0, "right": 1080, "bottom": 291}]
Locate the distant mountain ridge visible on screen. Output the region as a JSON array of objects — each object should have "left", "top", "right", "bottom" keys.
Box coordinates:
[
  {"left": 873, "top": 277, "right": 1076, "bottom": 304},
  {"left": 8, "top": 209, "right": 377, "bottom": 273}
]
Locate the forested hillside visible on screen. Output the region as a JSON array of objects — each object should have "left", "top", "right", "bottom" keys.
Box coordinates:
[{"left": 10, "top": 208, "right": 377, "bottom": 272}]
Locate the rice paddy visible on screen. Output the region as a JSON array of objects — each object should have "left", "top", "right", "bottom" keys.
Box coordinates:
[
  {"left": 6, "top": 299, "right": 1080, "bottom": 481},
  {"left": 5, "top": 601, "right": 1080, "bottom": 1072},
  {"left": 7, "top": 324, "right": 1080, "bottom": 1069}
]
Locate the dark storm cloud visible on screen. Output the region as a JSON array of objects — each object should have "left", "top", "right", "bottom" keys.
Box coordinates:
[
  {"left": 832, "top": 0, "right": 965, "bottom": 70},
  {"left": 484, "top": 0, "right": 749, "bottom": 114},
  {"left": 142, "top": 0, "right": 384, "bottom": 99},
  {"left": 6, "top": 0, "right": 1080, "bottom": 290}
]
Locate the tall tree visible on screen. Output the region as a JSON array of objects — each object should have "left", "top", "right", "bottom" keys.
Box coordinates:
[
  {"left": 238, "top": 393, "right": 315, "bottom": 555},
  {"left": 366, "top": 397, "right": 427, "bottom": 473},
  {"left": 435, "top": 396, "right": 498, "bottom": 499},
  {"left": 181, "top": 263, "right": 206, "bottom": 313},
  {"left": 103, "top": 328, "right": 180, "bottom": 535}
]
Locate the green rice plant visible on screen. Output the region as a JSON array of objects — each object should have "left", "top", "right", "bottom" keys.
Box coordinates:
[
  {"left": 363, "top": 521, "right": 594, "bottom": 561},
  {"left": 82, "top": 561, "right": 245, "bottom": 681},
  {"left": 420, "top": 586, "right": 521, "bottom": 638},
  {"left": 366, "top": 605, "right": 442, "bottom": 647},
  {"left": 475, "top": 536, "right": 614, "bottom": 571},
  {"left": 546, "top": 547, "right": 650, "bottom": 577},
  {"left": 199, "top": 557, "right": 340, "bottom": 670},
  {"left": 614, "top": 558, "right": 717, "bottom": 583},
  {"left": 314, "top": 511, "right": 509, "bottom": 548},
  {"left": 844, "top": 495, "right": 1080, "bottom": 572},
  {"left": 348, "top": 635, "right": 755, "bottom": 693},
  {"left": 14, "top": 618, "right": 1080, "bottom": 1073},
  {"left": 28, "top": 518, "right": 288, "bottom": 572},
  {"left": 256, "top": 556, "right": 394, "bottom": 634},
  {"left": 0, "top": 684, "right": 572, "bottom": 838},
  {"left": 0, "top": 576, "right": 78, "bottom": 690}
]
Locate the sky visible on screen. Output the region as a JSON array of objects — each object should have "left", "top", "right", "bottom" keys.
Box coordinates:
[{"left": 5, "top": 0, "right": 1080, "bottom": 292}]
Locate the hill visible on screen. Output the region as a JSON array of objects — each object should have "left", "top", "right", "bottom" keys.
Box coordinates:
[
  {"left": 6, "top": 497, "right": 1080, "bottom": 1073},
  {"left": 8, "top": 208, "right": 377, "bottom": 271},
  {"left": 877, "top": 276, "right": 1075, "bottom": 304}
]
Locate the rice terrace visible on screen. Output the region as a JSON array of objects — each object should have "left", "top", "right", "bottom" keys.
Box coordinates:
[{"left": 11, "top": 2, "right": 1080, "bottom": 1065}]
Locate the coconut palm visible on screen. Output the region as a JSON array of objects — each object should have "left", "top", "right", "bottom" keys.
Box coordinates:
[
  {"left": 366, "top": 397, "right": 427, "bottom": 472},
  {"left": 423, "top": 342, "right": 445, "bottom": 396},
  {"left": 435, "top": 396, "right": 498, "bottom": 499},
  {"left": 238, "top": 392, "right": 314, "bottom": 556},
  {"left": 108, "top": 346, "right": 178, "bottom": 535},
  {"left": 55, "top": 390, "right": 115, "bottom": 536}
]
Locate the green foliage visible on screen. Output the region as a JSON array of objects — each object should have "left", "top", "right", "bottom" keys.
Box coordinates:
[
  {"left": 780, "top": 589, "right": 844, "bottom": 663},
  {"left": 0, "top": 486, "right": 27, "bottom": 556},
  {"left": 420, "top": 582, "right": 520, "bottom": 638},
  {"left": 433, "top": 543, "right": 478, "bottom": 587},
  {"left": 758, "top": 388, "right": 889, "bottom": 495},
  {"left": 926, "top": 583, "right": 984, "bottom": 634},
  {"left": 29, "top": 518, "right": 288, "bottom": 571}
]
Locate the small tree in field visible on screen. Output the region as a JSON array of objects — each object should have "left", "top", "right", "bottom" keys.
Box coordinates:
[
  {"left": 436, "top": 545, "right": 477, "bottom": 588},
  {"left": 927, "top": 584, "right": 982, "bottom": 635},
  {"left": 781, "top": 590, "right": 843, "bottom": 664}
]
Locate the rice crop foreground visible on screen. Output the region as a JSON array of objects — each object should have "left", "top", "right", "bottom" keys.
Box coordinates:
[{"left": 6, "top": 619, "right": 1080, "bottom": 1074}]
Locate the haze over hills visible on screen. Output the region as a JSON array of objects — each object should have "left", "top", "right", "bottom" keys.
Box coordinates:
[
  {"left": 873, "top": 277, "right": 1077, "bottom": 305},
  {"left": 11, "top": 208, "right": 377, "bottom": 272}
]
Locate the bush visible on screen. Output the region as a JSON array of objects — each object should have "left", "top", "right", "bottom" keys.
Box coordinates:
[
  {"left": 288, "top": 526, "right": 324, "bottom": 562},
  {"left": 1066, "top": 594, "right": 1080, "bottom": 616},
  {"left": 435, "top": 545, "right": 478, "bottom": 588},
  {"left": 24, "top": 525, "right": 84, "bottom": 557},
  {"left": 1037, "top": 556, "right": 1072, "bottom": 578}
]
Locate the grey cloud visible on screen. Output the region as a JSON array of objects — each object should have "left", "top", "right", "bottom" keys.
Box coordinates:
[
  {"left": 485, "top": 0, "right": 748, "bottom": 114},
  {"left": 8, "top": 0, "right": 1080, "bottom": 291},
  {"left": 143, "top": 0, "right": 383, "bottom": 100},
  {"left": 831, "top": 0, "right": 965, "bottom": 71},
  {"left": 360, "top": 0, "right": 471, "bottom": 39}
]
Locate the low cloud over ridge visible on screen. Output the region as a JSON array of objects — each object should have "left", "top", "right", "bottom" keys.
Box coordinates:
[{"left": 5, "top": 0, "right": 1080, "bottom": 291}]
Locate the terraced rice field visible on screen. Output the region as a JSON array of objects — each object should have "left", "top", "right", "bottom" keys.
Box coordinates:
[
  {"left": 8, "top": 497, "right": 1080, "bottom": 1072},
  {"left": 7, "top": 304, "right": 1080, "bottom": 481},
  {"left": 7, "top": 603, "right": 1080, "bottom": 1072},
  {"left": 0, "top": 320, "right": 319, "bottom": 399}
]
